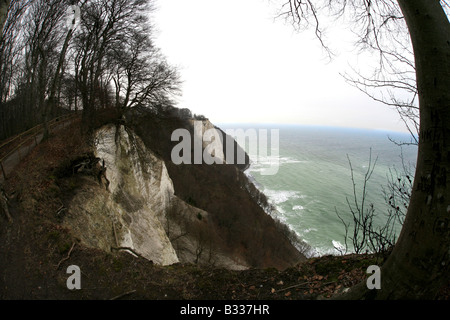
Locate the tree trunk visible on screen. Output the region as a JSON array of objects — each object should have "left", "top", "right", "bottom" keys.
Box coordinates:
[
  {"left": 44, "top": 28, "right": 74, "bottom": 139},
  {"left": 341, "top": 0, "right": 450, "bottom": 299}
]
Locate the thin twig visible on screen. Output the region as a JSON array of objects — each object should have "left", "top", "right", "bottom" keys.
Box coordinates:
[
  {"left": 277, "top": 280, "right": 338, "bottom": 293},
  {"left": 111, "top": 246, "right": 147, "bottom": 260},
  {"left": 112, "top": 221, "right": 119, "bottom": 247},
  {"left": 277, "top": 282, "right": 315, "bottom": 293},
  {"left": 110, "top": 290, "right": 137, "bottom": 300},
  {"left": 56, "top": 242, "right": 76, "bottom": 270}
]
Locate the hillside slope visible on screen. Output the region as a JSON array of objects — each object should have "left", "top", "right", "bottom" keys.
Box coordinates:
[
  {"left": 1, "top": 112, "right": 448, "bottom": 300},
  {"left": 125, "top": 108, "right": 305, "bottom": 269},
  {"left": 0, "top": 108, "right": 304, "bottom": 276}
]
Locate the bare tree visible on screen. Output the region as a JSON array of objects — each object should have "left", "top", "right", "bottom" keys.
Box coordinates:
[
  {"left": 73, "top": 0, "right": 177, "bottom": 131},
  {"left": 107, "top": 12, "right": 180, "bottom": 117},
  {"left": 0, "top": 1, "right": 27, "bottom": 103},
  {"left": 1, "top": 0, "right": 179, "bottom": 138},
  {"left": 280, "top": 0, "right": 450, "bottom": 299},
  {"left": 336, "top": 151, "right": 378, "bottom": 255},
  {"left": 279, "top": 0, "right": 419, "bottom": 140},
  {"left": 74, "top": 0, "right": 121, "bottom": 131},
  {"left": 0, "top": 1, "right": 30, "bottom": 138},
  {"left": 22, "top": 0, "right": 70, "bottom": 139},
  {"left": 336, "top": 150, "right": 405, "bottom": 259}
]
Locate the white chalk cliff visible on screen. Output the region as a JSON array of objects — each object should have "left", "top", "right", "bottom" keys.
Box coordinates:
[
  {"left": 95, "top": 124, "right": 179, "bottom": 265},
  {"left": 64, "top": 123, "right": 246, "bottom": 268}
]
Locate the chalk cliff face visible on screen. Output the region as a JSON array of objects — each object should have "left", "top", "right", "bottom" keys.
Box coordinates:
[
  {"left": 63, "top": 109, "right": 305, "bottom": 270},
  {"left": 65, "top": 124, "right": 179, "bottom": 266},
  {"left": 95, "top": 124, "right": 178, "bottom": 265},
  {"left": 65, "top": 123, "right": 251, "bottom": 269}
]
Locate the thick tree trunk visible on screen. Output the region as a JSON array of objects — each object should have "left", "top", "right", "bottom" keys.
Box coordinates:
[{"left": 341, "top": 0, "right": 450, "bottom": 299}]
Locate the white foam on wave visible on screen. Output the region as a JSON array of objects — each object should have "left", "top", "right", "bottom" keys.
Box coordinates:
[
  {"left": 248, "top": 155, "right": 307, "bottom": 167},
  {"left": 276, "top": 206, "right": 286, "bottom": 214},
  {"left": 280, "top": 157, "right": 307, "bottom": 165},
  {"left": 264, "top": 189, "right": 303, "bottom": 205},
  {"left": 307, "top": 240, "right": 348, "bottom": 257},
  {"left": 332, "top": 240, "right": 347, "bottom": 254},
  {"left": 302, "top": 227, "right": 317, "bottom": 234},
  {"left": 246, "top": 167, "right": 265, "bottom": 173}
]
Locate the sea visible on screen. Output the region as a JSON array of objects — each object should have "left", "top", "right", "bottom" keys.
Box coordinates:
[{"left": 217, "top": 123, "right": 418, "bottom": 257}]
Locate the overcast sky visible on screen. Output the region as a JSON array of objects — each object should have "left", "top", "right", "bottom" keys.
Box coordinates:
[{"left": 152, "top": 0, "right": 410, "bottom": 133}]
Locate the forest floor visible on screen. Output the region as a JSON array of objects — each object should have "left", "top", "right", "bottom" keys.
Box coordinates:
[{"left": 0, "top": 115, "right": 77, "bottom": 183}]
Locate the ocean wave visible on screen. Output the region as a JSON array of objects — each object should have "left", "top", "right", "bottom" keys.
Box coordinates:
[
  {"left": 248, "top": 155, "right": 307, "bottom": 167},
  {"left": 280, "top": 157, "right": 307, "bottom": 164},
  {"left": 307, "top": 240, "right": 347, "bottom": 257},
  {"left": 263, "top": 189, "right": 303, "bottom": 205},
  {"left": 301, "top": 227, "right": 317, "bottom": 234},
  {"left": 332, "top": 240, "right": 346, "bottom": 253}
]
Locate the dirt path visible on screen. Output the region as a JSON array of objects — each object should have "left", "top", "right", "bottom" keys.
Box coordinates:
[{"left": 0, "top": 117, "right": 76, "bottom": 183}]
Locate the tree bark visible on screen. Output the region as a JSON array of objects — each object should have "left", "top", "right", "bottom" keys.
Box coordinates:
[
  {"left": 43, "top": 29, "right": 74, "bottom": 140},
  {"left": 341, "top": 0, "right": 450, "bottom": 299}
]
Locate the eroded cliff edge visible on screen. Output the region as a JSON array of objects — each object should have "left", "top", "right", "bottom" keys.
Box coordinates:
[{"left": 63, "top": 109, "right": 305, "bottom": 270}]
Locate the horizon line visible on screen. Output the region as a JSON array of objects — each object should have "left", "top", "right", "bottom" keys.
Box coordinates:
[{"left": 212, "top": 121, "right": 415, "bottom": 135}]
